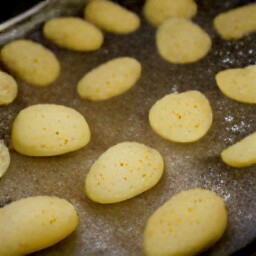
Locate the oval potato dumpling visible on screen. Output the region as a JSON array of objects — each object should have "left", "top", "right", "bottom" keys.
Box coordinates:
[
  {"left": 0, "top": 196, "right": 78, "bottom": 256},
  {"left": 84, "top": 0, "right": 140, "bottom": 34},
  {"left": 149, "top": 90, "right": 213, "bottom": 143},
  {"left": 156, "top": 18, "right": 212, "bottom": 64},
  {"left": 43, "top": 17, "right": 104, "bottom": 51},
  {"left": 215, "top": 65, "right": 256, "bottom": 104},
  {"left": 214, "top": 3, "right": 256, "bottom": 40},
  {"left": 0, "top": 140, "right": 10, "bottom": 178},
  {"left": 221, "top": 132, "right": 256, "bottom": 168},
  {"left": 0, "top": 71, "right": 18, "bottom": 105},
  {"left": 85, "top": 142, "right": 164, "bottom": 204},
  {"left": 143, "top": 189, "right": 228, "bottom": 256},
  {"left": 12, "top": 104, "right": 91, "bottom": 156},
  {"left": 143, "top": 0, "right": 197, "bottom": 27},
  {"left": 77, "top": 57, "right": 141, "bottom": 101},
  {"left": 0, "top": 39, "right": 60, "bottom": 87}
]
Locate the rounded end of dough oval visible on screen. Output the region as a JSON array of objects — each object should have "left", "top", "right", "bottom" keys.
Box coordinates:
[
  {"left": 0, "top": 140, "right": 10, "bottom": 178},
  {"left": 43, "top": 17, "right": 104, "bottom": 51},
  {"left": 0, "top": 39, "right": 60, "bottom": 87},
  {"left": 84, "top": 0, "right": 140, "bottom": 34},
  {"left": 156, "top": 18, "right": 212, "bottom": 64},
  {"left": 85, "top": 141, "right": 164, "bottom": 203},
  {"left": 11, "top": 104, "right": 91, "bottom": 156},
  {"left": 77, "top": 57, "right": 141, "bottom": 101},
  {"left": 213, "top": 4, "right": 256, "bottom": 40},
  {"left": 143, "top": 0, "right": 197, "bottom": 27},
  {"left": 143, "top": 188, "right": 227, "bottom": 256},
  {"left": 149, "top": 90, "right": 213, "bottom": 143},
  {"left": 221, "top": 132, "right": 256, "bottom": 167},
  {"left": 215, "top": 66, "right": 256, "bottom": 104},
  {"left": 0, "top": 71, "right": 18, "bottom": 105},
  {"left": 0, "top": 196, "right": 79, "bottom": 256}
]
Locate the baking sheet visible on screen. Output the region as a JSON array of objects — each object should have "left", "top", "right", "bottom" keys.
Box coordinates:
[{"left": 0, "top": 0, "right": 256, "bottom": 255}]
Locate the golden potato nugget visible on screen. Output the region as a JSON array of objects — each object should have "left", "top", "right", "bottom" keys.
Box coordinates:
[
  {"left": 77, "top": 57, "right": 141, "bottom": 101},
  {"left": 84, "top": 0, "right": 140, "bottom": 34},
  {"left": 149, "top": 90, "right": 213, "bottom": 143},
  {"left": 156, "top": 18, "right": 211, "bottom": 64},
  {"left": 216, "top": 65, "right": 256, "bottom": 104},
  {"left": 43, "top": 17, "right": 103, "bottom": 51},
  {"left": 214, "top": 3, "right": 256, "bottom": 40},
  {"left": 221, "top": 132, "right": 256, "bottom": 168},
  {"left": 0, "top": 196, "right": 78, "bottom": 256},
  {"left": 0, "top": 71, "right": 18, "bottom": 105},
  {"left": 0, "top": 140, "right": 10, "bottom": 177},
  {"left": 144, "top": 189, "right": 227, "bottom": 256},
  {"left": 85, "top": 142, "right": 164, "bottom": 203},
  {"left": 12, "top": 104, "right": 91, "bottom": 156},
  {"left": 1, "top": 40, "right": 60, "bottom": 86},
  {"left": 143, "top": 0, "right": 197, "bottom": 27}
]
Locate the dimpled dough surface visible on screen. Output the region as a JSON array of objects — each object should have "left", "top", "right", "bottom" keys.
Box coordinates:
[
  {"left": 77, "top": 57, "right": 141, "bottom": 101},
  {"left": 85, "top": 142, "right": 164, "bottom": 204},
  {"left": 0, "top": 196, "right": 79, "bottom": 256},
  {"left": 221, "top": 132, "right": 256, "bottom": 168},
  {"left": 84, "top": 0, "right": 140, "bottom": 34},
  {"left": 0, "top": 40, "right": 60, "bottom": 86},
  {"left": 0, "top": 0, "right": 256, "bottom": 255},
  {"left": 143, "top": 0, "right": 197, "bottom": 27},
  {"left": 149, "top": 90, "right": 213, "bottom": 143},
  {"left": 215, "top": 65, "right": 256, "bottom": 104},
  {"left": 143, "top": 189, "right": 228, "bottom": 256},
  {"left": 0, "top": 140, "right": 10, "bottom": 177},
  {"left": 0, "top": 71, "right": 18, "bottom": 105},
  {"left": 11, "top": 104, "right": 91, "bottom": 156},
  {"left": 214, "top": 3, "right": 256, "bottom": 40},
  {"left": 156, "top": 18, "right": 211, "bottom": 64},
  {"left": 43, "top": 17, "right": 103, "bottom": 51}
]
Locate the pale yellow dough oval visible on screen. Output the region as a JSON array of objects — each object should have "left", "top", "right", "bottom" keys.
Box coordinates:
[
  {"left": 43, "top": 17, "right": 104, "bottom": 51},
  {"left": 0, "top": 71, "right": 18, "bottom": 105},
  {"left": 0, "top": 196, "right": 78, "bottom": 256},
  {"left": 0, "top": 40, "right": 60, "bottom": 86},
  {"left": 77, "top": 57, "right": 141, "bottom": 101},
  {"left": 214, "top": 3, "right": 256, "bottom": 40},
  {"left": 156, "top": 18, "right": 212, "bottom": 64},
  {"left": 143, "top": 0, "right": 197, "bottom": 27},
  {"left": 12, "top": 104, "right": 91, "bottom": 156},
  {"left": 215, "top": 65, "right": 256, "bottom": 104},
  {"left": 0, "top": 140, "right": 10, "bottom": 178},
  {"left": 221, "top": 132, "right": 256, "bottom": 168},
  {"left": 143, "top": 189, "right": 227, "bottom": 256},
  {"left": 85, "top": 142, "right": 164, "bottom": 204},
  {"left": 84, "top": 0, "right": 140, "bottom": 34},
  {"left": 149, "top": 90, "right": 213, "bottom": 143}
]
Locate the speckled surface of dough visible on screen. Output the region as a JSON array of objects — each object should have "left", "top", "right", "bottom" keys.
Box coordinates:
[{"left": 0, "top": 0, "right": 255, "bottom": 255}]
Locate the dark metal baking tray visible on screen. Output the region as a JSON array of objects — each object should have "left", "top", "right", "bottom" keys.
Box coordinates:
[{"left": 0, "top": 0, "right": 256, "bottom": 255}]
